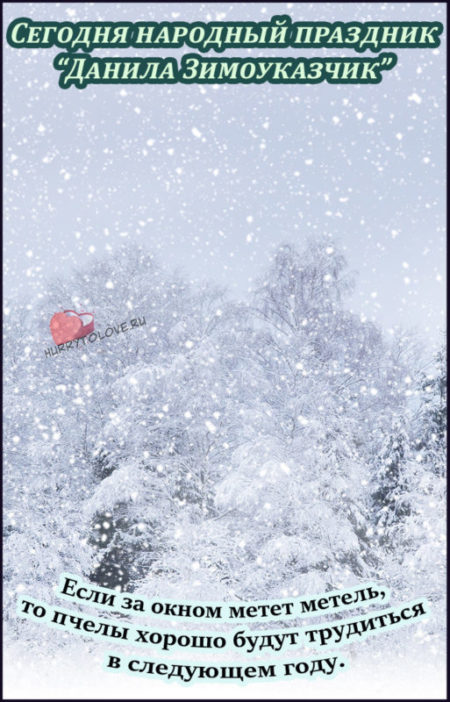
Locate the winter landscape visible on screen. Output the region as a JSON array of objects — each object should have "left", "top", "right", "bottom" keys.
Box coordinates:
[
  {"left": 3, "top": 2, "right": 446, "bottom": 699},
  {"left": 4, "top": 239, "right": 446, "bottom": 697}
]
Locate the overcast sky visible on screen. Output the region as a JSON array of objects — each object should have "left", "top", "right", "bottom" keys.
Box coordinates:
[{"left": 3, "top": 2, "right": 446, "bottom": 349}]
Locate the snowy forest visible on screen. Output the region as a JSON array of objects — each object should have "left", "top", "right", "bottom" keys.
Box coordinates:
[{"left": 4, "top": 236, "right": 446, "bottom": 671}]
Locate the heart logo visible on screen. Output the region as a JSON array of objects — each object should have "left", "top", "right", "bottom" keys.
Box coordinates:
[{"left": 50, "top": 310, "right": 95, "bottom": 345}]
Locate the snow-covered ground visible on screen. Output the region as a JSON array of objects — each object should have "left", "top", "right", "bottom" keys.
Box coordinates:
[{"left": 3, "top": 637, "right": 446, "bottom": 699}]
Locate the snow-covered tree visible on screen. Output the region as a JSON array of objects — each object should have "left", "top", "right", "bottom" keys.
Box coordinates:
[
  {"left": 211, "top": 239, "right": 407, "bottom": 599},
  {"left": 3, "top": 240, "right": 445, "bottom": 645},
  {"left": 373, "top": 345, "right": 446, "bottom": 616}
]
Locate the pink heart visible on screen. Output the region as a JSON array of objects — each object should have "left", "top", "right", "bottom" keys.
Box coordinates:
[
  {"left": 50, "top": 310, "right": 95, "bottom": 345},
  {"left": 50, "top": 312, "right": 82, "bottom": 345}
]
